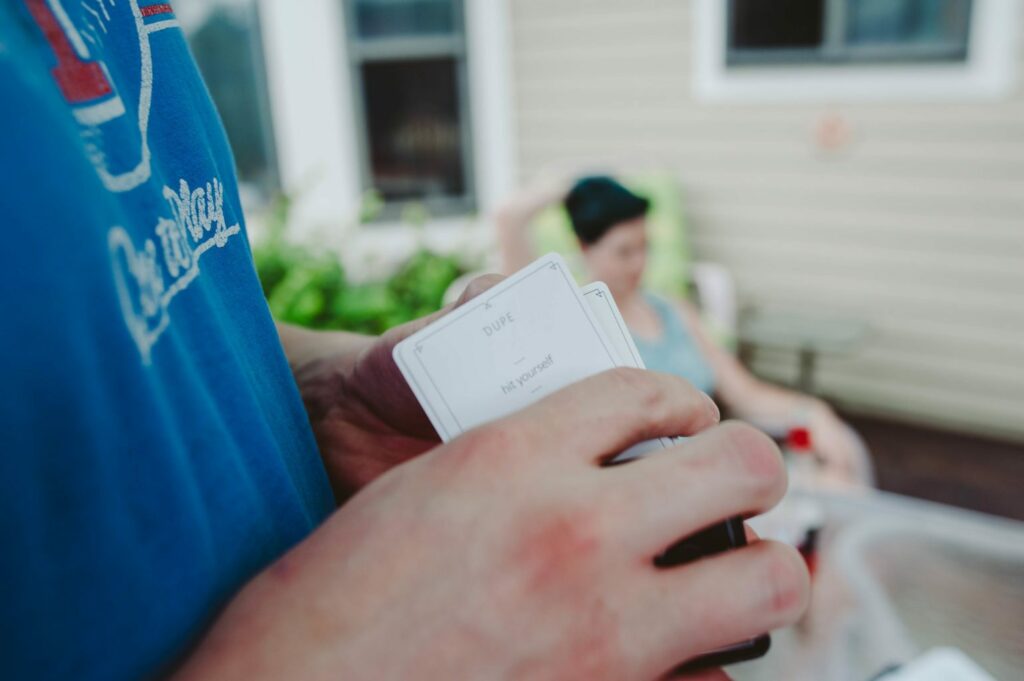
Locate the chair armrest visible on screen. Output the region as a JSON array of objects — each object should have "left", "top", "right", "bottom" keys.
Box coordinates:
[{"left": 689, "top": 261, "right": 738, "bottom": 346}]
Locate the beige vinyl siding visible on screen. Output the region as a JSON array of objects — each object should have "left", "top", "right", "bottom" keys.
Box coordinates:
[{"left": 508, "top": 0, "right": 1024, "bottom": 441}]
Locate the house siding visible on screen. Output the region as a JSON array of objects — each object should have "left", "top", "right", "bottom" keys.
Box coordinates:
[{"left": 508, "top": 0, "right": 1024, "bottom": 440}]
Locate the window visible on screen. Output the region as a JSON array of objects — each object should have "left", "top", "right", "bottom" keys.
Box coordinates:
[
  {"left": 694, "top": 0, "right": 1017, "bottom": 101},
  {"left": 342, "top": 0, "right": 475, "bottom": 217},
  {"left": 176, "top": 0, "right": 279, "bottom": 198},
  {"left": 727, "top": 0, "right": 973, "bottom": 67}
]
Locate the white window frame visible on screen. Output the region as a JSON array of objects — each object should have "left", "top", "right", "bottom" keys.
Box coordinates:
[
  {"left": 257, "top": 0, "right": 516, "bottom": 239},
  {"left": 340, "top": 0, "right": 477, "bottom": 220},
  {"left": 694, "top": 0, "right": 1021, "bottom": 102}
]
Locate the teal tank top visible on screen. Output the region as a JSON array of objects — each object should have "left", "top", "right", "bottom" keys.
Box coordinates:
[{"left": 632, "top": 294, "right": 716, "bottom": 395}]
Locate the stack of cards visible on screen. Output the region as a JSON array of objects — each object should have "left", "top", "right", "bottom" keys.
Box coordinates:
[{"left": 393, "top": 253, "right": 672, "bottom": 460}]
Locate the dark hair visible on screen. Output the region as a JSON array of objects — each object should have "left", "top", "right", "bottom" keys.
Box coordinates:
[{"left": 564, "top": 176, "right": 650, "bottom": 245}]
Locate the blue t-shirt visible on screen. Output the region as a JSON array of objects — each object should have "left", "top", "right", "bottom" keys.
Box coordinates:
[{"left": 0, "top": 2, "right": 335, "bottom": 679}]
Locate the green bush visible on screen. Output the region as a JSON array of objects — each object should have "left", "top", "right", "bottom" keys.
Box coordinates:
[{"left": 252, "top": 195, "right": 469, "bottom": 334}]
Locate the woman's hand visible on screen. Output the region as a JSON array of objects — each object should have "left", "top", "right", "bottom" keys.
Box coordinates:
[
  {"left": 805, "top": 400, "right": 873, "bottom": 487},
  {"left": 672, "top": 300, "right": 872, "bottom": 488},
  {"left": 494, "top": 171, "right": 578, "bottom": 274}
]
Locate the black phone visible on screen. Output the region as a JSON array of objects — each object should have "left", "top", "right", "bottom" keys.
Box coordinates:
[{"left": 654, "top": 517, "right": 772, "bottom": 673}]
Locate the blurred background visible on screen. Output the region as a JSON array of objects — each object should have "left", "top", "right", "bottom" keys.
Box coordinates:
[
  {"left": 174, "top": 1, "right": 1023, "bottom": 677},
  {"left": 177, "top": 0, "right": 1023, "bottom": 519}
]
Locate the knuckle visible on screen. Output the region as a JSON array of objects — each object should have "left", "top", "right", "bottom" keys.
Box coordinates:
[
  {"left": 759, "top": 542, "right": 811, "bottom": 619},
  {"left": 720, "top": 422, "right": 785, "bottom": 496},
  {"left": 607, "top": 366, "right": 649, "bottom": 394},
  {"left": 591, "top": 484, "right": 633, "bottom": 535},
  {"left": 609, "top": 368, "right": 671, "bottom": 430},
  {"left": 454, "top": 422, "right": 526, "bottom": 466},
  {"left": 460, "top": 273, "right": 504, "bottom": 302}
]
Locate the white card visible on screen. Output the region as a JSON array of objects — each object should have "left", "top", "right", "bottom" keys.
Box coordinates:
[
  {"left": 393, "top": 253, "right": 620, "bottom": 441},
  {"left": 581, "top": 282, "right": 674, "bottom": 460},
  {"left": 581, "top": 282, "right": 646, "bottom": 369}
]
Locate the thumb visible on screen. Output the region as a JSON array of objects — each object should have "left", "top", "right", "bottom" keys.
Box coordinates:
[
  {"left": 452, "top": 272, "right": 506, "bottom": 307},
  {"left": 349, "top": 273, "right": 507, "bottom": 435},
  {"left": 382, "top": 272, "right": 505, "bottom": 348}
]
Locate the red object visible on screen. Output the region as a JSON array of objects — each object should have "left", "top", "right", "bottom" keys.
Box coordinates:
[
  {"left": 787, "top": 426, "right": 812, "bottom": 452},
  {"left": 25, "top": 0, "right": 114, "bottom": 104},
  {"left": 141, "top": 3, "right": 175, "bottom": 18}
]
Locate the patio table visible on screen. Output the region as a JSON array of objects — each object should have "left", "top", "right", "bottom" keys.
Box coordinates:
[{"left": 738, "top": 309, "right": 868, "bottom": 393}]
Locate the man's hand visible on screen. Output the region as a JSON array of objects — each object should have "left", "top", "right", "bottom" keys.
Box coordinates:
[
  {"left": 280, "top": 275, "right": 505, "bottom": 503},
  {"left": 176, "top": 369, "right": 810, "bottom": 680}
]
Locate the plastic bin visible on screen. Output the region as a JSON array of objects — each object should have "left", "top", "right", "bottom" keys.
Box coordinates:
[{"left": 730, "top": 490, "right": 1024, "bottom": 681}]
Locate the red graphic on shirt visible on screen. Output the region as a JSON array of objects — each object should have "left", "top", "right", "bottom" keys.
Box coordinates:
[
  {"left": 24, "top": 0, "right": 114, "bottom": 104},
  {"left": 140, "top": 3, "right": 173, "bottom": 18}
]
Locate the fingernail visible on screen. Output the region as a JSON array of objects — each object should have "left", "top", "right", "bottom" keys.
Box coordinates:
[{"left": 704, "top": 392, "right": 721, "bottom": 422}]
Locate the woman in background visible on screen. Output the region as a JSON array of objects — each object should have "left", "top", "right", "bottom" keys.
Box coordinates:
[{"left": 497, "top": 174, "right": 872, "bottom": 486}]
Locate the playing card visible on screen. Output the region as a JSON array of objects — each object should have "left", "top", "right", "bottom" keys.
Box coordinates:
[
  {"left": 393, "top": 253, "right": 620, "bottom": 441},
  {"left": 581, "top": 281, "right": 674, "bottom": 460},
  {"left": 581, "top": 281, "right": 645, "bottom": 368}
]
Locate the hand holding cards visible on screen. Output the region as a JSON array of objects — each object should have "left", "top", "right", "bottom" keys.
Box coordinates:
[
  {"left": 393, "top": 253, "right": 670, "bottom": 458},
  {"left": 393, "top": 253, "right": 771, "bottom": 670}
]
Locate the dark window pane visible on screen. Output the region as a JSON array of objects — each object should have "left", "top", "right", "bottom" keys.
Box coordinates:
[
  {"left": 846, "top": 0, "right": 972, "bottom": 47},
  {"left": 354, "top": 0, "right": 455, "bottom": 39},
  {"left": 361, "top": 58, "right": 465, "bottom": 201},
  {"left": 730, "top": 0, "right": 825, "bottom": 49},
  {"left": 183, "top": 2, "right": 277, "bottom": 191}
]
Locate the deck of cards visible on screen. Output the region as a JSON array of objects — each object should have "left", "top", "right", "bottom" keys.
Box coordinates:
[{"left": 393, "top": 253, "right": 672, "bottom": 460}]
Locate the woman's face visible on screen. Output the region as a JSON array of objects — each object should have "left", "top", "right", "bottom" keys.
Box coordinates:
[{"left": 581, "top": 217, "right": 648, "bottom": 298}]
